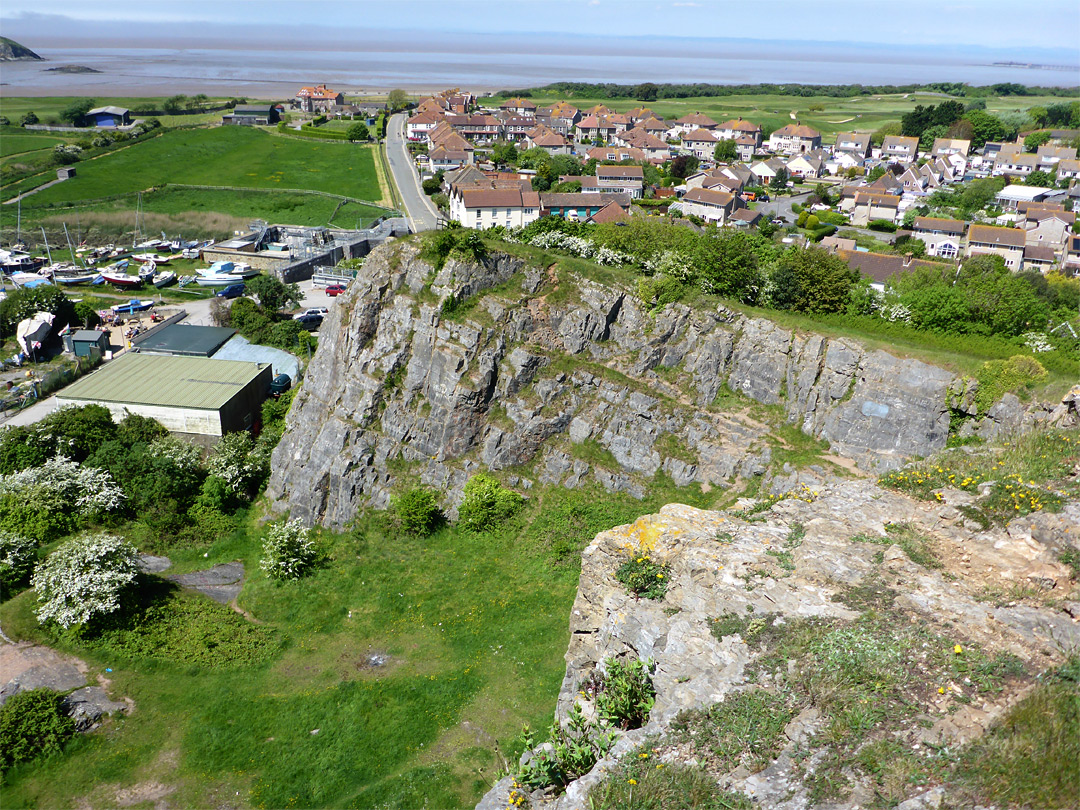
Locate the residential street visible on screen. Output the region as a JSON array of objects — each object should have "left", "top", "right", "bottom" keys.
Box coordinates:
[{"left": 386, "top": 113, "right": 440, "bottom": 232}]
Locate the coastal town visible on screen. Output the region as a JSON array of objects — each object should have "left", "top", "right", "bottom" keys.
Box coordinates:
[{"left": 0, "top": 14, "right": 1078, "bottom": 810}]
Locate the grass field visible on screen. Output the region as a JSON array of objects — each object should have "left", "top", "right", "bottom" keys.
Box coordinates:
[
  {"left": 501, "top": 91, "right": 1066, "bottom": 139},
  {"left": 0, "top": 96, "right": 234, "bottom": 129},
  {"left": 0, "top": 129, "right": 68, "bottom": 157},
  {"left": 0, "top": 482, "right": 704, "bottom": 809}
]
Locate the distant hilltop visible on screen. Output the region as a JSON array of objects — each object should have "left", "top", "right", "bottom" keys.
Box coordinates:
[{"left": 0, "top": 36, "right": 43, "bottom": 62}]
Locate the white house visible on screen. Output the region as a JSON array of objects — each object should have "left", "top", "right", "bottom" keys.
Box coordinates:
[
  {"left": 912, "top": 217, "right": 965, "bottom": 259},
  {"left": 449, "top": 187, "right": 541, "bottom": 229}
]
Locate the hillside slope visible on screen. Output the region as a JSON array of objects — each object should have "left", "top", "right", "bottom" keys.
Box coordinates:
[{"left": 0, "top": 36, "right": 43, "bottom": 61}]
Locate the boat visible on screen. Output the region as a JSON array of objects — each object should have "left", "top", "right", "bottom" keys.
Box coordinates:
[
  {"left": 152, "top": 269, "right": 176, "bottom": 288},
  {"left": 195, "top": 273, "right": 244, "bottom": 287},
  {"left": 53, "top": 271, "right": 102, "bottom": 286},
  {"left": 0, "top": 251, "right": 44, "bottom": 273},
  {"left": 132, "top": 252, "right": 171, "bottom": 264},
  {"left": 110, "top": 299, "right": 155, "bottom": 314},
  {"left": 9, "top": 271, "right": 51, "bottom": 286},
  {"left": 138, "top": 260, "right": 157, "bottom": 282},
  {"left": 100, "top": 269, "right": 143, "bottom": 287}
]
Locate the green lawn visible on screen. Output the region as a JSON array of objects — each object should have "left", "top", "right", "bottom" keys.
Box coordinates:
[
  {"left": 0, "top": 96, "right": 234, "bottom": 129},
  {"left": 507, "top": 92, "right": 1068, "bottom": 139},
  {"left": 0, "top": 129, "right": 68, "bottom": 157}
]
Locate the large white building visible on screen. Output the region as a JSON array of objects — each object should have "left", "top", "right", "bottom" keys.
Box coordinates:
[{"left": 448, "top": 187, "right": 542, "bottom": 229}]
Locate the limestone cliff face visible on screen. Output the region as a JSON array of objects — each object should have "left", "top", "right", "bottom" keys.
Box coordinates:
[
  {"left": 476, "top": 482, "right": 1079, "bottom": 810},
  {"left": 267, "top": 240, "right": 1059, "bottom": 528}
]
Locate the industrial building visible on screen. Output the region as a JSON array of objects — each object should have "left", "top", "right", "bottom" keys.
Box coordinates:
[
  {"left": 134, "top": 324, "right": 237, "bottom": 357},
  {"left": 56, "top": 354, "right": 273, "bottom": 436}
]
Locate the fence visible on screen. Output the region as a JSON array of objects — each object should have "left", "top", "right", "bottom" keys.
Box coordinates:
[{"left": 0, "top": 353, "right": 102, "bottom": 417}]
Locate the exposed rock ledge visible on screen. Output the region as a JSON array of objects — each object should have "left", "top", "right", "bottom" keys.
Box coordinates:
[
  {"left": 477, "top": 479, "right": 1079, "bottom": 809},
  {"left": 268, "top": 240, "right": 1073, "bottom": 529}
]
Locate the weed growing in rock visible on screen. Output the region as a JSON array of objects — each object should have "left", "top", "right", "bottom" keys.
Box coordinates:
[
  {"left": 516, "top": 703, "right": 616, "bottom": 791},
  {"left": 589, "top": 658, "right": 656, "bottom": 731},
  {"left": 588, "top": 747, "right": 754, "bottom": 810},
  {"left": 614, "top": 554, "right": 671, "bottom": 600},
  {"left": 852, "top": 523, "right": 942, "bottom": 569},
  {"left": 669, "top": 690, "right": 794, "bottom": 773}
]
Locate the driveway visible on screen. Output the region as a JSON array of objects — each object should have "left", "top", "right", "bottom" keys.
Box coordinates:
[{"left": 386, "top": 113, "right": 439, "bottom": 233}]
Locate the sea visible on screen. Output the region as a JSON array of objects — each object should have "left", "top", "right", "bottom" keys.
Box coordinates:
[{"left": 1, "top": 38, "right": 1078, "bottom": 98}]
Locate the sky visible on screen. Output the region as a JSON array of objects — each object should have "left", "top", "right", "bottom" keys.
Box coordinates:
[{"left": 2, "top": 0, "right": 1079, "bottom": 54}]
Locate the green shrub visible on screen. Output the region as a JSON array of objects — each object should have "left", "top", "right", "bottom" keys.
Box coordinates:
[
  {"left": 0, "top": 426, "right": 50, "bottom": 475},
  {"left": 0, "top": 531, "right": 37, "bottom": 600},
  {"left": 592, "top": 658, "right": 656, "bottom": 730},
  {"left": 975, "top": 355, "right": 1048, "bottom": 412},
  {"left": 116, "top": 413, "right": 168, "bottom": 445},
  {"left": 457, "top": 474, "right": 524, "bottom": 532},
  {"left": 516, "top": 703, "right": 616, "bottom": 791},
  {"left": 392, "top": 486, "right": 444, "bottom": 536},
  {"left": 614, "top": 553, "right": 671, "bottom": 600},
  {"left": 38, "top": 404, "right": 118, "bottom": 462},
  {"left": 868, "top": 219, "right": 897, "bottom": 232},
  {"left": 260, "top": 519, "right": 317, "bottom": 581},
  {"left": 0, "top": 688, "right": 76, "bottom": 774},
  {"left": 804, "top": 214, "right": 820, "bottom": 230}
]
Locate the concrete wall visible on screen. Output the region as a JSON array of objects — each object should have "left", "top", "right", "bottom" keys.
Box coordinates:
[{"left": 55, "top": 400, "right": 224, "bottom": 435}]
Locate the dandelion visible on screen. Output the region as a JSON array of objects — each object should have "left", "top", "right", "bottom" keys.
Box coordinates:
[
  {"left": 954, "top": 644, "right": 963, "bottom": 654},
  {"left": 938, "top": 687, "right": 946, "bottom": 694},
  {"left": 628, "top": 779, "right": 637, "bottom": 785}
]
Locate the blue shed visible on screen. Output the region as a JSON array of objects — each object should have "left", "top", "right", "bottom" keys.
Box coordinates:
[{"left": 86, "top": 106, "right": 131, "bottom": 128}]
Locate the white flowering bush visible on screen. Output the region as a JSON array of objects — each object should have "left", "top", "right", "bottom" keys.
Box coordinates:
[
  {"left": 148, "top": 437, "right": 204, "bottom": 473},
  {"left": 1021, "top": 331, "right": 1053, "bottom": 353},
  {"left": 260, "top": 519, "right": 316, "bottom": 581},
  {"left": 644, "top": 250, "right": 695, "bottom": 282},
  {"left": 880, "top": 302, "right": 913, "bottom": 324},
  {"left": 31, "top": 533, "right": 140, "bottom": 629},
  {"left": 207, "top": 431, "right": 268, "bottom": 495},
  {"left": 0, "top": 456, "right": 125, "bottom": 516},
  {"left": 0, "top": 531, "right": 37, "bottom": 595}
]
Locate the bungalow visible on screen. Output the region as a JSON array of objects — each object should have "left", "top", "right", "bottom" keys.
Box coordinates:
[
  {"left": 295, "top": 84, "right": 343, "bottom": 113},
  {"left": 499, "top": 97, "right": 537, "bottom": 117},
  {"left": 966, "top": 224, "right": 1026, "bottom": 270},
  {"left": 1056, "top": 158, "right": 1080, "bottom": 181},
  {"left": 524, "top": 124, "right": 570, "bottom": 156},
  {"left": 680, "top": 187, "right": 744, "bottom": 225},
  {"left": 588, "top": 201, "right": 631, "bottom": 224},
  {"left": 880, "top": 135, "right": 920, "bottom": 164},
  {"left": 720, "top": 164, "right": 755, "bottom": 187},
  {"left": 428, "top": 145, "right": 472, "bottom": 171},
  {"left": 785, "top": 153, "right": 824, "bottom": 179},
  {"left": 1023, "top": 245, "right": 1058, "bottom": 273},
  {"left": 682, "top": 128, "right": 718, "bottom": 160},
  {"left": 86, "top": 106, "right": 131, "bottom": 128},
  {"left": 849, "top": 191, "right": 900, "bottom": 227},
  {"left": 587, "top": 146, "right": 648, "bottom": 163},
  {"left": 833, "top": 132, "right": 872, "bottom": 158},
  {"left": 671, "top": 112, "right": 718, "bottom": 137},
  {"left": 728, "top": 208, "right": 763, "bottom": 229},
  {"left": 449, "top": 187, "right": 541, "bottom": 229},
  {"left": 994, "top": 152, "right": 1040, "bottom": 178},
  {"left": 837, "top": 250, "right": 936, "bottom": 291},
  {"left": 826, "top": 151, "right": 864, "bottom": 175},
  {"left": 716, "top": 118, "right": 763, "bottom": 148},
  {"left": 583, "top": 104, "right": 613, "bottom": 116},
  {"left": 931, "top": 138, "right": 971, "bottom": 158},
  {"left": 625, "top": 107, "right": 657, "bottom": 124},
  {"left": 540, "top": 192, "right": 631, "bottom": 220},
  {"left": 750, "top": 157, "right": 787, "bottom": 184},
  {"left": 767, "top": 124, "right": 821, "bottom": 155},
  {"left": 221, "top": 104, "right": 279, "bottom": 126},
  {"left": 912, "top": 217, "right": 965, "bottom": 259},
  {"left": 995, "top": 185, "right": 1056, "bottom": 210}
]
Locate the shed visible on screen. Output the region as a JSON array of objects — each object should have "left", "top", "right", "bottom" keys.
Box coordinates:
[
  {"left": 57, "top": 167, "right": 77, "bottom": 180},
  {"left": 86, "top": 106, "right": 131, "bottom": 128},
  {"left": 133, "top": 324, "right": 237, "bottom": 357},
  {"left": 56, "top": 353, "right": 273, "bottom": 436},
  {"left": 68, "top": 329, "right": 109, "bottom": 359},
  {"left": 223, "top": 104, "right": 281, "bottom": 126}
]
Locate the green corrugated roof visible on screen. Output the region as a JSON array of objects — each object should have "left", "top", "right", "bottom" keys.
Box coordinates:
[
  {"left": 134, "top": 324, "right": 236, "bottom": 357},
  {"left": 59, "top": 353, "right": 269, "bottom": 411}
]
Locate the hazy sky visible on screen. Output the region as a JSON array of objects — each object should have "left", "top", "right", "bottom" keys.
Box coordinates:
[{"left": 2, "top": 0, "right": 1079, "bottom": 53}]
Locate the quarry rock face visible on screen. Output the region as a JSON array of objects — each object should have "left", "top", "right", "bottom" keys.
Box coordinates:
[
  {"left": 267, "top": 240, "right": 1068, "bottom": 529},
  {"left": 476, "top": 480, "right": 1080, "bottom": 810}
]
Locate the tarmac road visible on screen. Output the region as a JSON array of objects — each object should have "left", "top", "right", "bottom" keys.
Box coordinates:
[{"left": 385, "top": 113, "right": 440, "bottom": 233}]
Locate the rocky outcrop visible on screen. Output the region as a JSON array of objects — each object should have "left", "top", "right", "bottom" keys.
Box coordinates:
[
  {"left": 268, "top": 240, "right": 1072, "bottom": 529},
  {"left": 477, "top": 479, "right": 1080, "bottom": 810},
  {"left": 0, "top": 36, "right": 43, "bottom": 61}
]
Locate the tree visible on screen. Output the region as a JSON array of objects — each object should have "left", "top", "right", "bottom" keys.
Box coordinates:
[
  {"left": 1025, "top": 170, "right": 1056, "bottom": 187},
  {"left": 59, "top": 98, "right": 95, "bottom": 127},
  {"left": 0, "top": 531, "right": 36, "bottom": 599},
  {"left": 770, "top": 167, "right": 789, "bottom": 190},
  {"left": 19, "top": 111, "right": 38, "bottom": 126},
  {"left": 260, "top": 519, "right": 317, "bottom": 581},
  {"left": 768, "top": 247, "right": 858, "bottom": 314},
  {"left": 962, "top": 109, "right": 1014, "bottom": 149},
  {"left": 713, "top": 138, "right": 737, "bottom": 163},
  {"left": 31, "top": 533, "right": 140, "bottom": 629},
  {"left": 162, "top": 95, "right": 187, "bottom": 114},
  {"left": 1026, "top": 106, "right": 1048, "bottom": 128},
  {"left": 633, "top": 82, "right": 658, "bottom": 102},
  {"left": 1024, "top": 131, "right": 1051, "bottom": 152},
  {"left": 669, "top": 155, "right": 699, "bottom": 179},
  {"left": 207, "top": 430, "right": 268, "bottom": 496},
  {"left": 244, "top": 275, "right": 302, "bottom": 313},
  {"left": 491, "top": 140, "right": 519, "bottom": 168},
  {"left": 345, "top": 122, "right": 369, "bottom": 141},
  {"left": 387, "top": 89, "right": 409, "bottom": 112},
  {"left": 0, "top": 284, "right": 74, "bottom": 333}
]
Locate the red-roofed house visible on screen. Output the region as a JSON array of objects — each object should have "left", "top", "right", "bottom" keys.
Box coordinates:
[
  {"left": 449, "top": 187, "right": 541, "bottom": 229},
  {"left": 967, "top": 224, "right": 1026, "bottom": 270},
  {"left": 295, "top": 84, "right": 344, "bottom": 113},
  {"left": 680, "top": 187, "right": 744, "bottom": 225},
  {"left": 524, "top": 124, "right": 570, "bottom": 156},
  {"left": 407, "top": 111, "right": 443, "bottom": 141},
  {"left": 768, "top": 124, "right": 822, "bottom": 155}
]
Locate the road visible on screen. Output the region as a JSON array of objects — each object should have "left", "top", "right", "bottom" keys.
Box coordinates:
[{"left": 385, "top": 113, "right": 439, "bottom": 233}]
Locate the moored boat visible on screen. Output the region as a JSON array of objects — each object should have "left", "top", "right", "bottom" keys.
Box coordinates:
[{"left": 110, "top": 299, "right": 155, "bottom": 314}]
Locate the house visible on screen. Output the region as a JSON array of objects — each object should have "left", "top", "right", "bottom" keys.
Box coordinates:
[
  {"left": 833, "top": 132, "right": 872, "bottom": 158},
  {"left": 728, "top": 208, "right": 763, "bottom": 229},
  {"left": 636, "top": 118, "right": 670, "bottom": 139},
  {"left": 583, "top": 104, "right": 613, "bottom": 116},
  {"left": 540, "top": 192, "right": 631, "bottom": 220},
  {"left": 295, "top": 84, "right": 344, "bottom": 113},
  {"left": 455, "top": 114, "right": 502, "bottom": 142},
  {"left": 500, "top": 115, "right": 536, "bottom": 141},
  {"left": 994, "top": 152, "right": 1040, "bottom": 178},
  {"left": 428, "top": 145, "right": 472, "bottom": 171},
  {"left": 1064, "top": 234, "right": 1080, "bottom": 274},
  {"left": 880, "top": 135, "right": 920, "bottom": 164},
  {"left": 577, "top": 115, "right": 615, "bottom": 143},
  {"left": 524, "top": 124, "right": 570, "bottom": 155},
  {"left": 836, "top": 250, "right": 937, "bottom": 291},
  {"left": 587, "top": 201, "right": 631, "bottom": 224},
  {"left": 587, "top": 146, "right": 647, "bottom": 163},
  {"left": 680, "top": 187, "right": 744, "bottom": 225},
  {"left": 717, "top": 118, "right": 763, "bottom": 148},
  {"left": 499, "top": 97, "right": 537, "bottom": 117},
  {"left": 849, "top": 191, "right": 900, "bottom": 227},
  {"left": 671, "top": 112, "right": 718, "bottom": 137},
  {"left": 682, "top": 128, "right": 718, "bottom": 160},
  {"left": 613, "top": 129, "right": 671, "bottom": 163},
  {"left": 826, "top": 151, "right": 864, "bottom": 175},
  {"left": 1036, "top": 144, "right": 1077, "bottom": 169},
  {"left": 596, "top": 165, "right": 645, "bottom": 198},
  {"left": 821, "top": 236, "right": 858, "bottom": 252},
  {"left": 86, "top": 106, "right": 131, "bottom": 128},
  {"left": 536, "top": 101, "right": 580, "bottom": 135},
  {"left": 1056, "top": 158, "right": 1080, "bottom": 182},
  {"left": 733, "top": 136, "right": 758, "bottom": 162},
  {"left": 898, "top": 166, "right": 927, "bottom": 193},
  {"left": 931, "top": 138, "right": 971, "bottom": 158},
  {"left": 1024, "top": 210, "right": 1074, "bottom": 255},
  {"left": 56, "top": 354, "right": 272, "bottom": 437},
  {"left": 222, "top": 104, "right": 279, "bottom": 126},
  {"left": 406, "top": 111, "right": 442, "bottom": 141},
  {"left": 912, "top": 217, "right": 966, "bottom": 259},
  {"left": 415, "top": 96, "right": 450, "bottom": 116},
  {"left": 703, "top": 175, "right": 743, "bottom": 194},
  {"left": 767, "top": 124, "right": 821, "bottom": 155},
  {"left": 1023, "top": 245, "right": 1058, "bottom": 272},
  {"left": 448, "top": 187, "right": 541, "bottom": 229},
  {"left": 750, "top": 157, "right": 787, "bottom": 184},
  {"left": 966, "top": 224, "right": 1026, "bottom": 270},
  {"left": 785, "top": 153, "right": 825, "bottom": 179}
]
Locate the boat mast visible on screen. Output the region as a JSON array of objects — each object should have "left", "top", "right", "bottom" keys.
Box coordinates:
[
  {"left": 63, "top": 223, "right": 79, "bottom": 267},
  {"left": 133, "top": 192, "right": 142, "bottom": 247},
  {"left": 40, "top": 227, "right": 53, "bottom": 265}
]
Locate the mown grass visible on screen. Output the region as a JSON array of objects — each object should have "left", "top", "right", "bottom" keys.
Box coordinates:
[
  {"left": 0, "top": 479, "right": 696, "bottom": 809},
  {"left": 0, "top": 96, "right": 233, "bottom": 129},
  {"left": 0, "top": 128, "right": 67, "bottom": 157}
]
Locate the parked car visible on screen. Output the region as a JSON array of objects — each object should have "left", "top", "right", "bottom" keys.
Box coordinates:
[
  {"left": 215, "top": 283, "right": 246, "bottom": 299},
  {"left": 295, "top": 312, "right": 323, "bottom": 330},
  {"left": 325, "top": 284, "right": 347, "bottom": 297},
  {"left": 296, "top": 307, "right": 328, "bottom": 320}
]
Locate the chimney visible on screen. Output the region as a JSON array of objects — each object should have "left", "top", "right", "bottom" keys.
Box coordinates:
[{"left": 903, "top": 253, "right": 914, "bottom": 267}]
